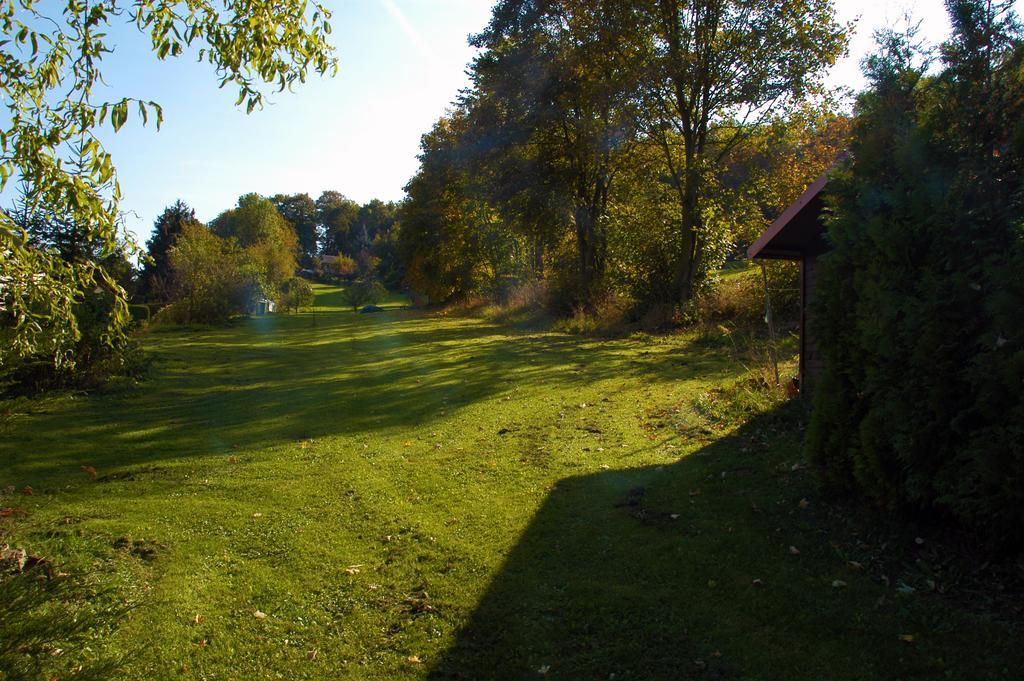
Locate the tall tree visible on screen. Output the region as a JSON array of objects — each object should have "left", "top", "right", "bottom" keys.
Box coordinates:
[
  {"left": 315, "top": 191, "right": 360, "bottom": 256},
  {"left": 140, "top": 200, "right": 201, "bottom": 301},
  {"left": 636, "top": 0, "right": 848, "bottom": 304},
  {"left": 399, "top": 113, "right": 484, "bottom": 302},
  {"left": 272, "top": 193, "right": 318, "bottom": 261},
  {"left": 470, "top": 0, "right": 642, "bottom": 308},
  {"left": 350, "top": 199, "right": 398, "bottom": 254}
]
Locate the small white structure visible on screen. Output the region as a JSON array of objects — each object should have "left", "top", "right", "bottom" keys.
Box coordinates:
[{"left": 251, "top": 297, "right": 276, "bottom": 315}]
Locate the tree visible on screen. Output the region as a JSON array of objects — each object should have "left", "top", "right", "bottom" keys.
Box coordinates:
[
  {"left": 634, "top": 0, "right": 848, "bottom": 304},
  {"left": 280, "top": 277, "right": 315, "bottom": 312},
  {"left": 2, "top": 191, "right": 139, "bottom": 390},
  {"left": 470, "top": 0, "right": 643, "bottom": 309},
  {"left": 341, "top": 279, "right": 386, "bottom": 312},
  {"left": 315, "top": 191, "right": 360, "bottom": 256},
  {"left": 140, "top": 200, "right": 201, "bottom": 301},
  {"left": 350, "top": 199, "right": 398, "bottom": 254},
  {"left": 0, "top": 0, "right": 336, "bottom": 372},
  {"left": 211, "top": 193, "right": 299, "bottom": 294},
  {"left": 399, "top": 112, "right": 498, "bottom": 302},
  {"left": 806, "top": 1, "right": 1024, "bottom": 548},
  {"left": 272, "top": 193, "right": 318, "bottom": 262},
  {"left": 167, "top": 224, "right": 247, "bottom": 323}
]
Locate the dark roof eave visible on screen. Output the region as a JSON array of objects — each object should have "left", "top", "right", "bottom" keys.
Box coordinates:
[{"left": 747, "top": 171, "right": 830, "bottom": 260}]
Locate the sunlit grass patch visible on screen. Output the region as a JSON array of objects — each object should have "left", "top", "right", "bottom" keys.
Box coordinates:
[{"left": 1, "top": 283, "right": 1020, "bottom": 679}]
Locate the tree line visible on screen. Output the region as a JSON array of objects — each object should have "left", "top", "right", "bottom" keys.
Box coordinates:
[
  {"left": 138, "top": 191, "right": 402, "bottom": 321},
  {"left": 0, "top": 189, "right": 399, "bottom": 391},
  {"left": 396, "top": 0, "right": 850, "bottom": 318}
]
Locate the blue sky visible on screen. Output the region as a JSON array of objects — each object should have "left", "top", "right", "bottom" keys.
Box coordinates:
[{"left": 88, "top": 0, "right": 1021, "bottom": 243}]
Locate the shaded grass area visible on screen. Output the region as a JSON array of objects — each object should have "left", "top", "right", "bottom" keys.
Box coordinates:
[{"left": 1, "top": 284, "right": 1020, "bottom": 679}]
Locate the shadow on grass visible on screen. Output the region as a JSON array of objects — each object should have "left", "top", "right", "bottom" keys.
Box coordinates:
[
  {"left": 0, "top": 569, "right": 132, "bottom": 679},
  {"left": 426, "top": 404, "right": 1023, "bottom": 681},
  {"left": 427, "top": 408, "right": 792, "bottom": 681}
]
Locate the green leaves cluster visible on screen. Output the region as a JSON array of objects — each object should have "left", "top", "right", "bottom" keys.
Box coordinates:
[{"left": 1, "top": 0, "right": 336, "bottom": 373}]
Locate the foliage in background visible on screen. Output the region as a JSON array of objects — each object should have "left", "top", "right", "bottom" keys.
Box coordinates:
[
  {"left": 211, "top": 193, "right": 299, "bottom": 294},
  {"left": 0, "top": 0, "right": 335, "bottom": 384},
  {"left": 807, "top": 0, "right": 1024, "bottom": 550},
  {"left": 139, "top": 200, "right": 201, "bottom": 302},
  {"left": 272, "top": 193, "right": 318, "bottom": 264},
  {"left": 397, "top": 0, "right": 848, "bottom": 320},
  {"left": 164, "top": 223, "right": 248, "bottom": 324},
  {"left": 631, "top": 0, "right": 848, "bottom": 305}
]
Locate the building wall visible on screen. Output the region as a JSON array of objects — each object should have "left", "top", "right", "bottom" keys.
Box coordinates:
[{"left": 801, "top": 254, "right": 826, "bottom": 396}]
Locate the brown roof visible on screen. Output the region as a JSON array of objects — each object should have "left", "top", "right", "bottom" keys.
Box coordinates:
[{"left": 747, "top": 172, "right": 830, "bottom": 260}]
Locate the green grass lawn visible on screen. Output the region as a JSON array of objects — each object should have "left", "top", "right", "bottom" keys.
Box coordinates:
[{"left": 1, "top": 284, "right": 1020, "bottom": 680}]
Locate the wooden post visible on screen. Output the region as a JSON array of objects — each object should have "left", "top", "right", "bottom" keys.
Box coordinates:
[{"left": 760, "top": 262, "right": 781, "bottom": 386}]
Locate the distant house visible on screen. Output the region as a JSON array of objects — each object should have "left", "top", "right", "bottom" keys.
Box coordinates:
[
  {"left": 319, "top": 254, "right": 339, "bottom": 267},
  {"left": 251, "top": 297, "right": 276, "bottom": 315},
  {"left": 747, "top": 172, "right": 830, "bottom": 396}
]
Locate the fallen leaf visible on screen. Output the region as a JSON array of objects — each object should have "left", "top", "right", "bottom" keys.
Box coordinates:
[
  {"left": 252, "top": 512, "right": 263, "bottom": 518},
  {"left": 254, "top": 610, "right": 267, "bottom": 619},
  {"left": 307, "top": 650, "right": 318, "bottom": 660},
  {"left": 669, "top": 514, "right": 680, "bottom": 520},
  {"left": 914, "top": 537, "right": 924, "bottom": 545},
  {"left": 798, "top": 498, "right": 810, "bottom": 509},
  {"left": 899, "top": 634, "right": 915, "bottom": 643},
  {"left": 752, "top": 578, "right": 765, "bottom": 588},
  {"left": 538, "top": 664, "right": 551, "bottom": 674},
  {"left": 196, "top": 639, "right": 207, "bottom": 649},
  {"left": 193, "top": 614, "right": 203, "bottom": 625},
  {"left": 789, "top": 546, "right": 801, "bottom": 555},
  {"left": 21, "top": 486, "right": 32, "bottom": 496},
  {"left": 407, "top": 655, "right": 422, "bottom": 664},
  {"left": 228, "top": 456, "right": 237, "bottom": 464},
  {"left": 1, "top": 545, "right": 27, "bottom": 571},
  {"left": 847, "top": 561, "right": 864, "bottom": 572},
  {"left": 345, "top": 565, "right": 362, "bottom": 575},
  {"left": 81, "top": 465, "right": 97, "bottom": 479},
  {"left": 832, "top": 580, "right": 847, "bottom": 588},
  {"left": 0, "top": 508, "right": 26, "bottom": 518}
]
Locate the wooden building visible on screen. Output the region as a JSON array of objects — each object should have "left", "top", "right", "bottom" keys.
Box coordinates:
[{"left": 747, "top": 172, "right": 830, "bottom": 396}]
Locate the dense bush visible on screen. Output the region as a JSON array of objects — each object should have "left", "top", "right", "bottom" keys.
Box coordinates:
[
  {"left": 341, "top": 279, "right": 386, "bottom": 312},
  {"left": 807, "top": 4, "right": 1024, "bottom": 550},
  {"left": 280, "top": 277, "right": 314, "bottom": 312}
]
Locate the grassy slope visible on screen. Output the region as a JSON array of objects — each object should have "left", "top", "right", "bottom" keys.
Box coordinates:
[{"left": 1, "top": 284, "right": 1020, "bottom": 680}]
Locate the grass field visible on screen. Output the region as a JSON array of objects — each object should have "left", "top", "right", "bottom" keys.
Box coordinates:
[{"left": 1, "top": 284, "right": 1021, "bottom": 680}]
